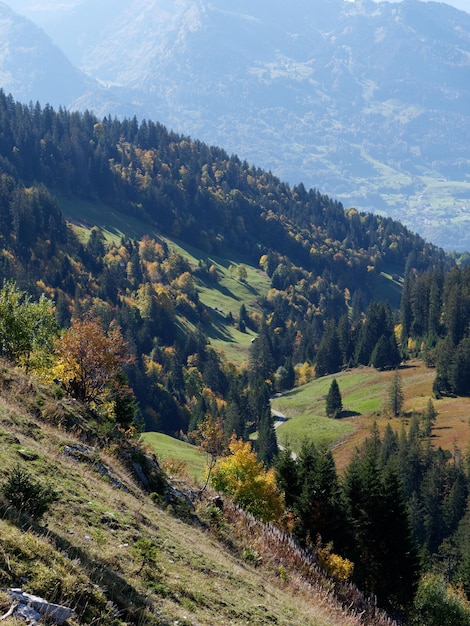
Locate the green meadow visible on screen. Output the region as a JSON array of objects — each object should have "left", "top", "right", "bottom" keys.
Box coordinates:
[
  {"left": 141, "top": 431, "right": 207, "bottom": 481},
  {"left": 272, "top": 368, "right": 395, "bottom": 454}
]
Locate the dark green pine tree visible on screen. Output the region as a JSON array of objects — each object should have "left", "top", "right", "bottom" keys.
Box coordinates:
[
  {"left": 343, "top": 439, "right": 420, "bottom": 614},
  {"left": 275, "top": 446, "right": 300, "bottom": 509},
  {"left": 293, "top": 442, "right": 347, "bottom": 549},
  {"left": 444, "top": 276, "right": 465, "bottom": 346},
  {"left": 325, "top": 378, "right": 342, "bottom": 418},
  {"left": 377, "top": 466, "right": 420, "bottom": 612},
  {"left": 422, "top": 398, "right": 438, "bottom": 437},
  {"left": 249, "top": 319, "right": 275, "bottom": 382},
  {"left": 378, "top": 422, "right": 399, "bottom": 470},
  {"left": 256, "top": 408, "right": 278, "bottom": 466},
  {"left": 387, "top": 370, "right": 404, "bottom": 416},
  {"left": 450, "top": 338, "right": 470, "bottom": 396},
  {"left": 433, "top": 336, "right": 455, "bottom": 397},
  {"left": 315, "top": 320, "right": 342, "bottom": 378},
  {"left": 371, "top": 334, "right": 401, "bottom": 371},
  {"left": 112, "top": 371, "right": 139, "bottom": 429},
  {"left": 355, "top": 301, "right": 394, "bottom": 366},
  {"left": 454, "top": 504, "right": 470, "bottom": 597},
  {"left": 427, "top": 270, "right": 443, "bottom": 339},
  {"left": 400, "top": 274, "right": 414, "bottom": 348},
  {"left": 337, "top": 314, "right": 353, "bottom": 367}
]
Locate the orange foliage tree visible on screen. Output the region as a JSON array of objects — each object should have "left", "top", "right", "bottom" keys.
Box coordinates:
[{"left": 53, "top": 317, "right": 134, "bottom": 406}]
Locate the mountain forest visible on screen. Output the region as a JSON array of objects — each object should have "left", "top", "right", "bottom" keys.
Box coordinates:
[{"left": 0, "top": 90, "right": 470, "bottom": 624}]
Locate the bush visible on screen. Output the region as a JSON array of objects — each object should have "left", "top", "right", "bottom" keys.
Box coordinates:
[
  {"left": 2, "top": 464, "right": 58, "bottom": 520},
  {"left": 412, "top": 573, "right": 470, "bottom": 626}
]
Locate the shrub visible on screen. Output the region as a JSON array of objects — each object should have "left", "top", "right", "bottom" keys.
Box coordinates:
[
  {"left": 2, "top": 464, "right": 58, "bottom": 520},
  {"left": 317, "top": 542, "right": 354, "bottom": 582},
  {"left": 412, "top": 573, "right": 470, "bottom": 626}
]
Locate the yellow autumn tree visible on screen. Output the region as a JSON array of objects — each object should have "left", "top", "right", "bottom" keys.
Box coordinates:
[{"left": 210, "top": 437, "right": 284, "bottom": 523}]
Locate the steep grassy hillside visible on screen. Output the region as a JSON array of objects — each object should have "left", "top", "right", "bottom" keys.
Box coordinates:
[{"left": 0, "top": 360, "right": 397, "bottom": 626}]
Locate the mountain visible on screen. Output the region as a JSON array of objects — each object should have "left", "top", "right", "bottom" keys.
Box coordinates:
[
  {"left": 0, "top": 91, "right": 470, "bottom": 623},
  {"left": 0, "top": 2, "right": 92, "bottom": 106},
  {"left": 25, "top": 0, "right": 470, "bottom": 252},
  {"left": 0, "top": 90, "right": 452, "bottom": 428},
  {"left": 0, "top": 2, "right": 145, "bottom": 120}
]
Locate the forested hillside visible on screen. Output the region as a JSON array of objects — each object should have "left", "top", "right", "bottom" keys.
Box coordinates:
[
  {"left": 0, "top": 90, "right": 452, "bottom": 432},
  {"left": 3, "top": 91, "right": 470, "bottom": 622}
]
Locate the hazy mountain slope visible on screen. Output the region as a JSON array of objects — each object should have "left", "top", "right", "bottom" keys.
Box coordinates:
[
  {"left": 1, "top": 0, "right": 470, "bottom": 250},
  {"left": 0, "top": 2, "right": 92, "bottom": 106},
  {"left": 71, "top": 0, "right": 470, "bottom": 251},
  {"left": 0, "top": 2, "right": 142, "bottom": 119}
]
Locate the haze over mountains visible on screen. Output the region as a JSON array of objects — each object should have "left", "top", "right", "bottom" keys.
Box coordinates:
[{"left": 1, "top": 0, "right": 470, "bottom": 251}]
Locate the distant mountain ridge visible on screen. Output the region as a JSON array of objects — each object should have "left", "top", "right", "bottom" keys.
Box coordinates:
[
  {"left": 1, "top": 0, "right": 470, "bottom": 250},
  {"left": 0, "top": 2, "right": 90, "bottom": 105}
]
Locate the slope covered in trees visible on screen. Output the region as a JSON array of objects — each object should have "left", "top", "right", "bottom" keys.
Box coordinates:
[{"left": 0, "top": 90, "right": 459, "bottom": 434}]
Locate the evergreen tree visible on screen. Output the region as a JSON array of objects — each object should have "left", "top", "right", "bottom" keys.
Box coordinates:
[
  {"left": 294, "top": 442, "right": 346, "bottom": 549},
  {"left": 378, "top": 422, "right": 399, "bottom": 470},
  {"left": 371, "top": 334, "right": 401, "bottom": 370},
  {"left": 450, "top": 338, "right": 470, "bottom": 396},
  {"left": 355, "top": 301, "right": 395, "bottom": 366},
  {"left": 422, "top": 399, "right": 438, "bottom": 437},
  {"left": 325, "top": 378, "right": 342, "bottom": 418},
  {"left": 343, "top": 438, "right": 419, "bottom": 613},
  {"left": 275, "top": 446, "right": 299, "bottom": 509},
  {"left": 387, "top": 370, "right": 404, "bottom": 416},
  {"left": 434, "top": 336, "right": 455, "bottom": 397},
  {"left": 256, "top": 408, "right": 279, "bottom": 466},
  {"left": 315, "top": 320, "right": 342, "bottom": 378},
  {"left": 400, "top": 274, "right": 414, "bottom": 347},
  {"left": 249, "top": 319, "right": 275, "bottom": 382},
  {"left": 337, "top": 313, "right": 353, "bottom": 367},
  {"left": 112, "top": 370, "right": 139, "bottom": 429}
]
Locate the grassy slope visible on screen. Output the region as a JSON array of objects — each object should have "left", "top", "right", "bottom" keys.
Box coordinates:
[
  {"left": 160, "top": 236, "right": 271, "bottom": 364},
  {"left": 273, "top": 360, "right": 470, "bottom": 473},
  {"left": 0, "top": 361, "right": 388, "bottom": 626},
  {"left": 60, "top": 197, "right": 271, "bottom": 364},
  {"left": 141, "top": 431, "right": 207, "bottom": 481}
]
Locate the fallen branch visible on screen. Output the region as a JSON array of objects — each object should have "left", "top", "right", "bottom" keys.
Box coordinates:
[{"left": 0, "top": 602, "right": 18, "bottom": 620}]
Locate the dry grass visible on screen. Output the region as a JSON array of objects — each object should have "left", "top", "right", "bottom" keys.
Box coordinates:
[{"left": 329, "top": 360, "right": 470, "bottom": 472}]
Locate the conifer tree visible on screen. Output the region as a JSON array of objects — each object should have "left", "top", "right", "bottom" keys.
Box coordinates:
[
  {"left": 275, "top": 445, "right": 299, "bottom": 509},
  {"left": 371, "top": 334, "right": 401, "bottom": 370},
  {"left": 315, "top": 320, "right": 342, "bottom": 378},
  {"left": 325, "top": 378, "right": 342, "bottom": 418},
  {"left": 343, "top": 437, "right": 419, "bottom": 613},
  {"left": 423, "top": 398, "right": 438, "bottom": 437},
  {"left": 387, "top": 370, "right": 404, "bottom": 416},
  {"left": 294, "top": 442, "right": 346, "bottom": 548},
  {"left": 256, "top": 408, "right": 279, "bottom": 466}
]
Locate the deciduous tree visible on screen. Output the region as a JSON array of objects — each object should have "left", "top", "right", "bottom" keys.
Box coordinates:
[
  {"left": 0, "top": 280, "right": 58, "bottom": 372},
  {"left": 53, "top": 317, "right": 133, "bottom": 406},
  {"left": 192, "top": 414, "right": 226, "bottom": 493},
  {"left": 211, "top": 437, "right": 284, "bottom": 523}
]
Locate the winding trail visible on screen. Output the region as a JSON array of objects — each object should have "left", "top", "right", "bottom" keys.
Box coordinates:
[{"left": 271, "top": 405, "right": 297, "bottom": 460}]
